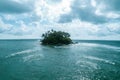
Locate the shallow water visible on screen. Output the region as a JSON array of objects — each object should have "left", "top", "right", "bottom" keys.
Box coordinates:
[{"left": 0, "top": 40, "right": 120, "bottom": 80}]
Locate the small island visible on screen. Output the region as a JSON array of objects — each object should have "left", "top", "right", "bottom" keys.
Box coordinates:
[{"left": 41, "top": 30, "right": 72, "bottom": 45}]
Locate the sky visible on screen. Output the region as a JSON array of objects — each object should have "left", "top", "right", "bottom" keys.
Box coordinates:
[{"left": 0, "top": 0, "right": 120, "bottom": 40}]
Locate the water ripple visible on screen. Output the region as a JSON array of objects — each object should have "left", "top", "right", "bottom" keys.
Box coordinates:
[
  {"left": 5, "top": 47, "right": 40, "bottom": 58},
  {"left": 76, "top": 60, "right": 98, "bottom": 69},
  {"left": 72, "top": 43, "right": 120, "bottom": 50},
  {"left": 23, "top": 54, "right": 44, "bottom": 62},
  {"left": 83, "top": 56, "right": 115, "bottom": 65}
]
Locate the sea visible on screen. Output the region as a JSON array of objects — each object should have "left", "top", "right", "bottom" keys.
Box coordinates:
[{"left": 0, "top": 40, "right": 120, "bottom": 80}]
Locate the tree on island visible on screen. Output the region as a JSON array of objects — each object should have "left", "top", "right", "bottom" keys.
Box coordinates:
[{"left": 41, "top": 29, "right": 72, "bottom": 45}]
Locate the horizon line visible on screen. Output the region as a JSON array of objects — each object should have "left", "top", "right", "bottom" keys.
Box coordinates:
[{"left": 0, "top": 39, "right": 120, "bottom": 41}]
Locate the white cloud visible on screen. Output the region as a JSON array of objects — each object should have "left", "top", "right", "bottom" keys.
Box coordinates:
[
  {"left": 0, "top": 0, "right": 120, "bottom": 40},
  {"left": 0, "top": 17, "right": 12, "bottom": 32},
  {"left": 91, "top": 0, "right": 96, "bottom": 7},
  {"left": 34, "top": 0, "right": 72, "bottom": 23},
  {"left": 107, "top": 23, "right": 120, "bottom": 33}
]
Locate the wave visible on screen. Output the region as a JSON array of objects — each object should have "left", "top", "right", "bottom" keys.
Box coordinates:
[
  {"left": 72, "top": 43, "right": 120, "bottom": 51},
  {"left": 76, "top": 60, "right": 98, "bottom": 69},
  {"left": 23, "top": 54, "right": 44, "bottom": 62},
  {"left": 5, "top": 47, "right": 40, "bottom": 58},
  {"left": 73, "top": 43, "right": 98, "bottom": 46},
  {"left": 83, "top": 56, "right": 115, "bottom": 65},
  {"left": 54, "top": 46, "right": 70, "bottom": 49}
]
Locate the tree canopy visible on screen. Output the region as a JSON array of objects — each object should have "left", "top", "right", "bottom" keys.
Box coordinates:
[{"left": 41, "top": 30, "right": 72, "bottom": 45}]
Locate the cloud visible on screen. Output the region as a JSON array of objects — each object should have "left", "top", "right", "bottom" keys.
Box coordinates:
[
  {"left": 0, "top": 0, "right": 32, "bottom": 14},
  {"left": 0, "top": 17, "right": 12, "bottom": 33},
  {"left": 34, "top": 0, "right": 72, "bottom": 23},
  {"left": 58, "top": 0, "right": 120, "bottom": 24},
  {"left": 107, "top": 22, "right": 120, "bottom": 34},
  {"left": 0, "top": 17, "right": 34, "bottom": 36},
  {"left": 0, "top": 0, "right": 120, "bottom": 40},
  {"left": 45, "top": 0, "right": 62, "bottom": 4},
  {"left": 58, "top": 0, "right": 107, "bottom": 24},
  {"left": 96, "top": 0, "right": 120, "bottom": 12}
]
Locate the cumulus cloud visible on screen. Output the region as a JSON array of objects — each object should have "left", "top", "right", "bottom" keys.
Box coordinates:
[
  {"left": 96, "top": 0, "right": 120, "bottom": 11},
  {"left": 0, "top": 17, "right": 12, "bottom": 33},
  {"left": 59, "top": 0, "right": 120, "bottom": 24},
  {"left": 0, "top": 0, "right": 32, "bottom": 13},
  {"left": 34, "top": 0, "right": 72, "bottom": 23},
  {"left": 0, "top": 0, "right": 120, "bottom": 40},
  {"left": 107, "top": 23, "right": 120, "bottom": 34}
]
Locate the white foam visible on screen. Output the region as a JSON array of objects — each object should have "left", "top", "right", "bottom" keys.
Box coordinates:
[
  {"left": 101, "top": 44, "right": 120, "bottom": 50},
  {"left": 59, "top": 75, "right": 91, "bottom": 80},
  {"left": 72, "top": 43, "right": 120, "bottom": 51},
  {"left": 76, "top": 60, "right": 98, "bottom": 69},
  {"left": 84, "top": 56, "right": 115, "bottom": 65},
  {"left": 23, "top": 54, "right": 44, "bottom": 62},
  {"left": 54, "top": 46, "right": 69, "bottom": 49},
  {"left": 6, "top": 47, "right": 39, "bottom": 58},
  {"left": 73, "top": 43, "right": 98, "bottom": 47}
]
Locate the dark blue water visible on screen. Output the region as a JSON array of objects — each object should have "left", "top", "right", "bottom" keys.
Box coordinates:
[{"left": 0, "top": 40, "right": 120, "bottom": 80}]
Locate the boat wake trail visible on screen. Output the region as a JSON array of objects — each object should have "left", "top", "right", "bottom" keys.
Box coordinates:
[
  {"left": 76, "top": 60, "right": 98, "bottom": 69},
  {"left": 83, "top": 56, "right": 115, "bottom": 65},
  {"left": 72, "top": 42, "right": 120, "bottom": 52},
  {"left": 5, "top": 47, "right": 40, "bottom": 58},
  {"left": 23, "top": 54, "right": 44, "bottom": 62}
]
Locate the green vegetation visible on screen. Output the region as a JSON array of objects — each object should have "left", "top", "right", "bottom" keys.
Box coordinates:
[{"left": 41, "top": 30, "right": 72, "bottom": 45}]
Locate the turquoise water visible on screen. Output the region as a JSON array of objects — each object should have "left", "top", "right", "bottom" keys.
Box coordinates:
[{"left": 0, "top": 40, "right": 120, "bottom": 80}]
